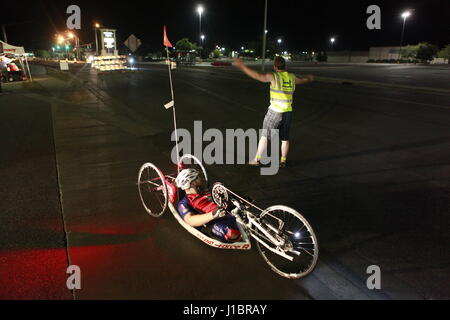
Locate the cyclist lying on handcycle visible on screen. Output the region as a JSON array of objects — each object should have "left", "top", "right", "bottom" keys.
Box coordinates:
[{"left": 175, "top": 169, "right": 241, "bottom": 242}]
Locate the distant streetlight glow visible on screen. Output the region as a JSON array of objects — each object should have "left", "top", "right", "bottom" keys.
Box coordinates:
[
  {"left": 197, "top": 5, "right": 204, "bottom": 43},
  {"left": 94, "top": 23, "right": 100, "bottom": 56},
  {"left": 330, "top": 37, "right": 336, "bottom": 51},
  {"left": 277, "top": 38, "right": 282, "bottom": 44},
  {"left": 399, "top": 10, "right": 413, "bottom": 59}
]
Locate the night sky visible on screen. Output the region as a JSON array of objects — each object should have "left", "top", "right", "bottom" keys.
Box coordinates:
[{"left": 2, "top": 0, "right": 449, "bottom": 53}]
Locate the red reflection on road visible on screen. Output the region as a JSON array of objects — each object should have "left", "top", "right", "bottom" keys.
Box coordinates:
[
  {"left": 0, "top": 233, "right": 178, "bottom": 299},
  {"left": 0, "top": 248, "right": 72, "bottom": 300}
]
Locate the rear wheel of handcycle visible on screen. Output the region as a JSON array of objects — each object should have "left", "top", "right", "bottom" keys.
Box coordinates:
[
  {"left": 178, "top": 154, "right": 209, "bottom": 188},
  {"left": 255, "top": 205, "right": 319, "bottom": 279},
  {"left": 137, "top": 163, "right": 168, "bottom": 217}
]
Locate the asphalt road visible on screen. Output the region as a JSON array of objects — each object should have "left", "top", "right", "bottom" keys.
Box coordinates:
[
  {"left": 284, "top": 62, "right": 450, "bottom": 90},
  {"left": 1, "top": 62, "right": 449, "bottom": 299}
]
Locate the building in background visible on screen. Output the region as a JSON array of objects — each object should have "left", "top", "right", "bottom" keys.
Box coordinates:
[
  {"left": 369, "top": 46, "right": 401, "bottom": 60},
  {"left": 100, "top": 29, "right": 118, "bottom": 56}
]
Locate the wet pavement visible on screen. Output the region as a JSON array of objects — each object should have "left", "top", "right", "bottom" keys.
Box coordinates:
[{"left": 1, "top": 62, "right": 449, "bottom": 299}]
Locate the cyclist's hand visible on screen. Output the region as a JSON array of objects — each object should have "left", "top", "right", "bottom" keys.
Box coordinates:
[
  {"left": 243, "top": 196, "right": 255, "bottom": 204},
  {"left": 212, "top": 208, "right": 227, "bottom": 219}
]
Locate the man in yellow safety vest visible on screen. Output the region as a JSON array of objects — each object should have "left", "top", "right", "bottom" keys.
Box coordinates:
[{"left": 233, "top": 56, "right": 314, "bottom": 167}]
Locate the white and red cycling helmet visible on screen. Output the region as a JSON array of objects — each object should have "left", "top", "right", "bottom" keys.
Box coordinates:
[{"left": 175, "top": 168, "right": 199, "bottom": 190}]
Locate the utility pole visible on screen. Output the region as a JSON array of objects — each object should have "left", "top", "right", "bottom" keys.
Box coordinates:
[
  {"left": 261, "top": 0, "right": 268, "bottom": 71},
  {"left": 1, "top": 21, "right": 33, "bottom": 43},
  {"left": 1, "top": 25, "right": 7, "bottom": 43}
]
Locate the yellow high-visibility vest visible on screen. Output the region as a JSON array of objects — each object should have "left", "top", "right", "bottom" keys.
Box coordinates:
[{"left": 269, "top": 71, "right": 296, "bottom": 113}]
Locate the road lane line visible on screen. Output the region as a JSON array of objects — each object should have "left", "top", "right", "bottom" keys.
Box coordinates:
[
  {"left": 315, "top": 76, "right": 450, "bottom": 95},
  {"left": 184, "top": 67, "right": 450, "bottom": 96},
  {"left": 360, "top": 95, "right": 450, "bottom": 110},
  {"left": 176, "top": 78, "right": 258, "bottom": 112}
]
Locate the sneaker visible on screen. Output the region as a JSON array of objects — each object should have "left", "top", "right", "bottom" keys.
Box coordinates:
[
  {"left": 280, "top": 161, "right": 287, "bottom": 168},
  {"left": 248, "top": 159, "right": 261, "bottom": 166}
]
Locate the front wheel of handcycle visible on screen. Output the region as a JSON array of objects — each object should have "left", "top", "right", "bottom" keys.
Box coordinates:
[
  {"left": 255, "top": 205, "right": 319, "bottom": 279},
  {"left": 137, "top": 162, "right": 168, "bottom": 217}
]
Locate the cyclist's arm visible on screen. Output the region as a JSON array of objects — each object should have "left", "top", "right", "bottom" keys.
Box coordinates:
[
  {"left": 234, "top": 58, "right": 274, "bottom": 83},
  {"left": 184, "top": 211, "right": 216, "bottom": 227},
  {"left": 296, "top": 75, "right": 314, "bottom": 84}
]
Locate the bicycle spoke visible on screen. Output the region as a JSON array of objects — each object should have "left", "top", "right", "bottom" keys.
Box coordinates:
[
  {"left": 138, "top": 163, "right": 168, "bottom": 217},
  {"left": 256, "top": 205, "right": 319, "bottom": 279}
]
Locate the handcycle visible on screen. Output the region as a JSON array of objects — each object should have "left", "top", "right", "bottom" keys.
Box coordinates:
[{"left": 137, "top": 154, "right": 319, "bottom": 279}]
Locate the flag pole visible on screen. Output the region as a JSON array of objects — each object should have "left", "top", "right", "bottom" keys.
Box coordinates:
[{"left": 165, "top": 44, "right": 180, "bottom": 171}]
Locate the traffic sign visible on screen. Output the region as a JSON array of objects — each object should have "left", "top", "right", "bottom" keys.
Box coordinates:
[{"left": 124, "top": 34, "right": 142, "bottom": 53}]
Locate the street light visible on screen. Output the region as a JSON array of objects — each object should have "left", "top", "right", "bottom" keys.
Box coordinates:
[
  {"left": 57, "top": 35, "right": 65, "bottom": 44},
  {"left": 330, "top": 37, "right": 336, "bottom": 50},
  {"left": 277, "top": 38, "right": 283, "bottom": 54},
  {"left": 66, "top": 31, "right": 80, "bottom": 60},
  {"left": 197, "top": 5, "right": 204, "bottom": 43},
  {"left": 201, "top": 34, "right": 205, "bottom": 44},
  {"left": 399, "top": 11, "right": 412, "bottom": 60},
  {"left": 94, "top": 23, "right": 100, "bottom": 56}
]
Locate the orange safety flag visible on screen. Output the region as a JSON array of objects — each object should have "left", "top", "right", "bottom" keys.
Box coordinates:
[{"left": 163, "top": 25, "right": 173, "bottom": 48}]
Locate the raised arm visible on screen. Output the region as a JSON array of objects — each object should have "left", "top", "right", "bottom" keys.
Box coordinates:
[
  {"left": 233, "top": 57, "right": 274, "bottom": 83},
  {"left": 296, "top": 75, "right": 315, "bottom": 85}
]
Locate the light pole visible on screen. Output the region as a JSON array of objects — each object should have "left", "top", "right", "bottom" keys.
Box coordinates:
[
  {"left": 67, "top": 31, "right": 79, "bottom": 60},
  {"left": 261, "top": 0, "right": 268, "bottom": 71},
  {"left": 330, "top": 37, "right": 335, "bottom": 50},
  {"left": 94, "top": 23, "right": 100, "bottom": 56},
  {"left": 197, "top": 5, "right": 204, "bottom": 44},
  {"left": 200, "top": 34, "right": 205, "bottom": 58},
  {"left": 56, "top": 35, "right": 65, "bottom": 60},
  {"left": 399, "top": 11, "right": 411, "bottom": 60}
]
